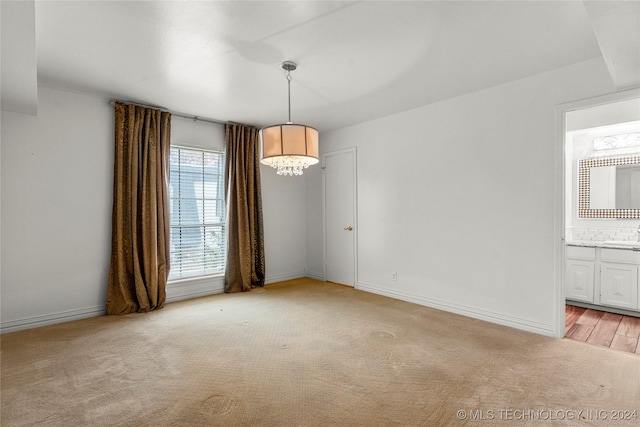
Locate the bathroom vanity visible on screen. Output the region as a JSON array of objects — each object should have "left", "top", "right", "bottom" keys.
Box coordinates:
[
  {"left": 565, "top": 152, "right": 640, "bottom": 315},
  {"left": 566, "top": 242, "right": 640, "bottom": 314},
  {"left": 564, "top": 147, "right": 640, "bottom": 316}
]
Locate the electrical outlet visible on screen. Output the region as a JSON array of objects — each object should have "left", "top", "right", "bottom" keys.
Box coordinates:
[{"left": 392, "top": 272, "right": 397, "bottom": 281}]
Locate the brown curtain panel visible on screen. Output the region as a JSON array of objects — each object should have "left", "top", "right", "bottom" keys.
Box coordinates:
[
  {"left": 224, "top": 123, "right": 266, "bottom": 292},
  {"left": 106, "top": 102, "right": 171, "bottom": 314}
]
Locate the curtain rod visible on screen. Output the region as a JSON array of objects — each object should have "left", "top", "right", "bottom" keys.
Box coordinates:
[{"left": 108, "top": 99, "right": 227, "bottom": 126}]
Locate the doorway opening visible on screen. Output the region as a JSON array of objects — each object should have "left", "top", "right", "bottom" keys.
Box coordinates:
[{"left": 558, "top": 88, "right": 640, "bottom": 354}]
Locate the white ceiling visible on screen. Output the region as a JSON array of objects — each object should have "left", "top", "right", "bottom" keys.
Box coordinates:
[
  {"left": 583, "top": 0, "right": 640, "bottom": 89},
  {"left": 2, "top": 1, "right": 639, "bottom": 132}
]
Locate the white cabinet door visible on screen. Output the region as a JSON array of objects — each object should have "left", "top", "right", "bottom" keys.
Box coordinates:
[
  {"left": 566, "top": 260, "right": 595, "bottom": 302},
  {"left": 600, "top": 263, "right": 638, "bottom": 309}
]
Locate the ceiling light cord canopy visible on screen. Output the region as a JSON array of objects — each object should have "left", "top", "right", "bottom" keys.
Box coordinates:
[{"left": 259, "top": 61, "right": 319, "bottom": 176}]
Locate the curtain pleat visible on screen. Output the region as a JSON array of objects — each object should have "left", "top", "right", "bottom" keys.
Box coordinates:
[
  {"left": 106, "top": 102, "right": 171, "bottom": 314},
  {"left": 224, "top": 123, "right": 266, "bottom": 292}
]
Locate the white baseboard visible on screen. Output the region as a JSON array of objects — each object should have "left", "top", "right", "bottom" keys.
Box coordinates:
[
  {"left": 1, "top": 305, "right": 105, "bottom": 334},
  {"left": 1, "top": 277, "right": 226, "bottom": 334},
  {"left": 5, "top": 276, "right": 545, "bottom": 338},
  {"left": 356, "top": 281, "right": 555, "bottom": 337},
  {"left": 304, "top": 270, "right": 324, "bottom": 281},
  {"left": 166, "top": 275, "right": 224, "bottom": 303},
  {"left": 168, "top": 271, "right": 311, "bottom": 292},
  {"left": 265, "top": 271, "right": 306, "bottom": 284}
]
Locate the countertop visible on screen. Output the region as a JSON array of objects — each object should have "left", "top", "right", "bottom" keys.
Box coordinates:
[{"left": 566, "top": 240, "right": 640, "bottom": 250}]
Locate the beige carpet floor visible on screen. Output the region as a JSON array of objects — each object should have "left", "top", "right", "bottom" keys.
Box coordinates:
[{"left": 1, "top": 278, "right": 639, "bottom": 426}]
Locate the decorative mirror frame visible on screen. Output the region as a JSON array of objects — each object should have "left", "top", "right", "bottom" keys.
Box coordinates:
[{"left": 578, "top": 155, "right": 640, "bottom": 218}]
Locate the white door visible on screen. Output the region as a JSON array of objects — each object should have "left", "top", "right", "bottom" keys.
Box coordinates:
[{"left": 323, "top": 148, "right": 356, "bottom": 286}]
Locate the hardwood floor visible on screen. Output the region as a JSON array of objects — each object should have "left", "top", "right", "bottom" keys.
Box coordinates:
[{"left": 565, "top": 305, "right": 640, "bottom": 355}]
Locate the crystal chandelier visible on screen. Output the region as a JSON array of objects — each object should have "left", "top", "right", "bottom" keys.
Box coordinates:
[{"left": 259, "top": 61, "right": 319, "bottom": 176}]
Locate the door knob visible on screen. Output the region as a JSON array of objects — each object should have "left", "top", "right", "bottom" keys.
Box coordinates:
[{"left": 344, "top": 226, "right": 353, "bottom": 231}]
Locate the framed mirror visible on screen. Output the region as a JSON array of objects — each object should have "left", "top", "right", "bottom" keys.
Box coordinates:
[{"left": 578, "top": 155, "right": 640, "bottom": 218}]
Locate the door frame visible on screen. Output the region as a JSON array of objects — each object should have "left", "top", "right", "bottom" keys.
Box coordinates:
[
  {"left": 322, "top": 147, "right": 358, "bottom": 286},
  {"left": 554, "top": 87, "right": 640, "bottom": 338}
]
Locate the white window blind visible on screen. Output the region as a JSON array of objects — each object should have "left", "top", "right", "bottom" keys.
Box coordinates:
[{"left": 169, "top": 146, "right": 225, "bottom": 280}]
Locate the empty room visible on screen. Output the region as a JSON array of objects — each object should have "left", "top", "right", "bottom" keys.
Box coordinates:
[{"left": 1, "top": 1, "right": 639, "bottom": 426}]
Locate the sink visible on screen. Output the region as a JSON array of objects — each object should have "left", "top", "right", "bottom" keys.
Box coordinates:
[{"left": 604, "top": 240, "right": 640, "bottom": 247}]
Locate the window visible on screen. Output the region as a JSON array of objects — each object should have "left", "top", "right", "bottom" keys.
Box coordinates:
[{"left": 169, "top": 146, "right": 225, "bottom": 280}]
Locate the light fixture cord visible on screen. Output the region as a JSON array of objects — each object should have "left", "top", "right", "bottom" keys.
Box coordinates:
[{"left": 286, "top": 69, "right": 292, "bottom": 123}]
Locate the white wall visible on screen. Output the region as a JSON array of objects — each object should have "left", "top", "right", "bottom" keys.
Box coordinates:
[
  {"left": 304, "top": 164, "right": 324, "bottom": 280},
  {"left": 1, "top": 86, "right": 307, "bottom": 332},
  {"left": 261, "top": 167, "right": 307, "bottom": 283},
  {"left": 306, "top": 57, "right": 616, "bottom": 336},
  {"left": 1, "top": 87, "right": 113, "bottom": 331}
]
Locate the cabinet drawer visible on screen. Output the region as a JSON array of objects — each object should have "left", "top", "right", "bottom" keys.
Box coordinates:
[
  {"left": 601, "top": 248, "right": 640, "bottom": 264},
  {"left": 566, "top": 245, "right": 596, "bottom": 261}
]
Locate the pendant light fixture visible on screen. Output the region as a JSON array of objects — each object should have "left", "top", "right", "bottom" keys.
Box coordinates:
[{"left": 259, "top": 61, "right": 319, "bottom": 176}]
